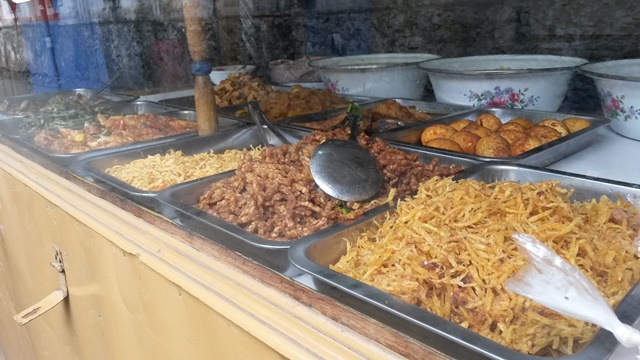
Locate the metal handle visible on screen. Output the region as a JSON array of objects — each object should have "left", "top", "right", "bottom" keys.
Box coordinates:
[
  {"left": 13, "top": 247, "right": 68, "bottom": 326},
  {"left": 247, "top": 101, "right": 291, "bottom": 146},
  {"left": 346, "top": 102, "right": 363, "bottom": 142},
  {"left": 87, "top": 71, "right": 123, "bottom": 103}
]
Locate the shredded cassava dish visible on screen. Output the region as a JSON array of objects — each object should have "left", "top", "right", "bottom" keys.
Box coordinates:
[
  {"left": 332, "top": 177, "right": 640, "bottom": 356},
  {"left": 105, "top": 147, "right": 264, "bottom": 191},
  {"left": 196, "top": 129, "right": 464, "bottom": 241}
]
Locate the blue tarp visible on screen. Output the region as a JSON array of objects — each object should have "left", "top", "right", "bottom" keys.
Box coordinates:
[{"left": 20, "top": 21, "right": 109, "bottom": 93}]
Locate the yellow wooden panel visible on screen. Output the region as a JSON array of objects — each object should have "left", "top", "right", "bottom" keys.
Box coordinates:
[{"left": 0, "top": 169, "right": 286, "bottom": 360}]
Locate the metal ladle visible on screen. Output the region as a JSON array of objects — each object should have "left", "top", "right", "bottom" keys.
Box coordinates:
[{"left": 309, "top": 103, "right": 382, "bottom": 202}]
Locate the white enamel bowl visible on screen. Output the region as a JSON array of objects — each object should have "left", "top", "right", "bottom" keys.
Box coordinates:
[
  {"left": 308, "top": 53, "right": 440, "bottom": 100},
  {"left": 418, "top": 54, "right": 588, "bottom": 111},
  {"left": 581, "top": 59, "right": 640, "bottom": 141}
]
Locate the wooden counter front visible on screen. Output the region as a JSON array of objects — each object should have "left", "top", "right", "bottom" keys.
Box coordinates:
[{"left": 0, "top": 139, "right": 452, "bottom": 359}]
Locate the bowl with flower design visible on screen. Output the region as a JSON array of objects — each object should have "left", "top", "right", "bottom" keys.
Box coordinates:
[
  {"left": 418, "top": 54, "right": 588, "bottom": 112},
  {"left": 581, "top": 59, "right": 640, "bottom": 141}
]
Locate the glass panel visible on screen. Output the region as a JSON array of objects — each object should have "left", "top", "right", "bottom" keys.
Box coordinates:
[{"left": 0, "top": 1, "right": 637, "bottom": 109}]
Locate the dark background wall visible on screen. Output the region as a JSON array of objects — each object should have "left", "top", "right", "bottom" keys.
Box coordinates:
[{"left": 1, "top": 0, "right": 639, "bottom": 111}]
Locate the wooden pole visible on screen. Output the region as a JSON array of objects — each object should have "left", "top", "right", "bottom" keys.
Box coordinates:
[{"left": 182, "top": 0, "right": 218, "bottom": 136}]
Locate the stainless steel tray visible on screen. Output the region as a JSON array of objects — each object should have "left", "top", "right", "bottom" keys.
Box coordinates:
[
  {"left": 0, "top": 88, "right": 137, "bottom": 118},
  {"left": 0, "top": 100, "right": 188, "bottom": 138},
  {"left": 158, "top": 96, "right": 196, "bottom": 110},
  {"left": 157, "top": 142, "right": 478, "bottom": 273},
  {"left": 217, "top": 93, "right": 377, "bottom": 124},
  {"left": 12, "top": 104, "right": 205, "bottom": 167},
  {"left": 99, "top": 100, "right": 183, "bottom": 115},
  {"left": 16, "top": 131, "right": 199, "bottom": 168},
  {"left": 72, "top": 125, "right": 298, "bottom": 212},
  {"left": 373, "top": 107, "right": 610, "bottom": 167},
  {"left": 157, "top": 110, "right": 243, "bottom": 129},
  {"left": 278, "top": 99, "right": 470, "bottom": 134},
  {"left": 159, "top": 86, "right": 376, "bottom": 122},
  {"left": 289, "top": 163, "right": 640, "bottom": 360}
]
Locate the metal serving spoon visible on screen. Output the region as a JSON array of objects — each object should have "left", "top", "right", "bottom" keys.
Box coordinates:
[{"left": 309, "top": 103, "right": 382, "bottom": 202}]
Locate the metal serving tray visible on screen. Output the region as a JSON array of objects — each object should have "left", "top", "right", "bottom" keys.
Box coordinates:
[
  {"left": 374, "top": 107, "right": 610, "bottom": 167},
  {"left": 12, "top": 104, "right": 208, "bottom": 167},
  {"left": 72, "top": 125, "right": 296, "bottom": 213},
  {"left": 393, "top": 99, "right": 470, "bottom": 115},
  {"left": 278, "top": 99, "right": 470, "bottom": 133},
  {"left": 158, "top": 110, "right": 242, "bottom": 129},
  {"left": 99, "top": 100, "right": 182, "bottom": 115},
  {"left": 16, "top": 131, "right": 199, "bottom": 168},
  {"left": 0, "top": 100, "right": 188, "bottom": 138},
  {"left": 0, "top": 88, "right": 137, "bottom": 118},
  {"left": 157, "top": 142, "right": 478, "bottom": 274},
  {"left": 289, "top": 163, "right": 640, "bottom": 360},
  {"left": 158, "top": 85, "right": 375, "bottom": 117},
  {"left": 216, "top": 92, "right": 377, "bottom": 124},
  {"left": 158, "top": 96, "right": 196, "bottom": 110}
]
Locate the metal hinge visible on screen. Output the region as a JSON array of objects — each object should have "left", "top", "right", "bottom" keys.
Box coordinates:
[{"left": 13, "top": 247, "right": 68, "bottom": 325}]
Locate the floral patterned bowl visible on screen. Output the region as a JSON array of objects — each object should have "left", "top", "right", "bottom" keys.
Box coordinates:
[
  {"left": 581, "top": 59, "right": 640, "bottom": 141},
  {"left": 418, "top": 55, "right": 588, "bottom": 111},
  {"left": 308, "top": 53, "right": 440, "bottom": 100}
]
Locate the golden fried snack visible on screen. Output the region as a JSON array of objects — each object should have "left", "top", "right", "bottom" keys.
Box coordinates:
[
  {"left": 498, "top": 129, "right": 528, "bottom": 145},
  {"left": 475, "top": 113, "right": 502, "bottom": 131},
  {"left": 539, "top": 119, "right": 570, "bottom": 137},
  {"left": 562, "top": 117, "right": 591, "bottom": 133},
  {"left": 461, "top": 123, "right": 492, "bottom": 138},
  {"left": 528, "top": 125, "right": 562, "bottom": 144},
  {"left": 511, "top": 136, "right": 543, "bottom": 156},
  {"left": 449, "top": 119, "right": 474, "bottom": 131},
  {"left": 497, "top": 122, "right": 526, "bottom": 132},
  {"left": 450, "top": 131, "right": 480, "bottom": 154},
  {"left": 425, "top": 138, "right": 463, "bottom": 152},
  {"left": 475, "top": 133, "right": 511, "bottom": 158},
  {"left": 508, "top": 118, "right": 535, "bottom": 129},
  {"left": 421, "top": 124, "right": 457, "bottom": 145}
]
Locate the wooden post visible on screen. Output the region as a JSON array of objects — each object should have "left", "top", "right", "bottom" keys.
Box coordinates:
[{"left": 182, "top": 0, "right": 218, "bottom": 136}]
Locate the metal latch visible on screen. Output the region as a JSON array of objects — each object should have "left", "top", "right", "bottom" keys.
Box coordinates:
[{"left": 13, "top": 247, "right": 68, "bottom": 325}]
